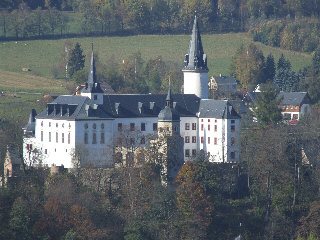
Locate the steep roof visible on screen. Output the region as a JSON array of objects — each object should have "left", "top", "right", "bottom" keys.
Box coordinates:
[
  {"left": 198, "top": 99, "right": 241, "bottom": 119},
  {"left": 213, "top": 75, "right": 237, "bottom": 85},
  {"left": 81, "top": 45, "right": 104, "bottom": 94},
  {"left": 23, "top": 109, "right": 36, "bottom": 133},
  {"left": 158, "top": 85, "right": 180, "bottom": 122},
  {"left": 37, "top": 95, "right": 113, "bottom": 120},
  {"left": 278, "top": 92, "right": 310, "bottom": 106},
  {"left": 183, "top": 16, "right": 208, "bottom": 72}
]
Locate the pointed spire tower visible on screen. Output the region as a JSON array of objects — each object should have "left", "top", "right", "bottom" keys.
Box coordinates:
[
  {"left": 182, "top": 15, "right": 209, "bottom": 99},
  {"left": 81, "top": 43, "right": 104, "bottom": 104}
]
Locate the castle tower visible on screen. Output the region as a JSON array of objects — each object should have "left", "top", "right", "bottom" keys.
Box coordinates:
[
  {"left": 182, "top": 15, "right": 209, "bottom": 99},
  {"left": 157, "top": 84, "right": 184, "bottom": 185},
  {"left": 81, "top": 44, "right": 104, "bottom": 104}
]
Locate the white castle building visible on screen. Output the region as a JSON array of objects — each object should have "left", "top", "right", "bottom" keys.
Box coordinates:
[{"left": 23, "top": 16, "right": 241, "bottom": 169}]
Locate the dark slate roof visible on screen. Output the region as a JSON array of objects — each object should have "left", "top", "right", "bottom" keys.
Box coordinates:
[
  {"left": 198, "top": 99, "right": 241, "bottom": 119},
  {"left": 23, "top": 109, "right": 36, "bottom": 133},
  {"left": 101, "top": 94, "right": 201, "bottom": 118},
  {"left": 278, "top": 92, "right": 310, "bottom": 106},
  {"left": 36, "top": 95, "right": 113, "bottom": 120},
  {"left": 81, "top": 48, "right": 104, "bottom": 94},
  {"left": 183, "top": 15, "right": 208, "bottom": 72},
  {"left": 213, "top": 75, "right": 237, "bottom": 85}
]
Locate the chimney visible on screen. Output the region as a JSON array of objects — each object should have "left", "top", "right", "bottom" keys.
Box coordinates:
[
  {"left": 115, "top": 102, "right": 120, "bottom": 115},
  {"left": 138, "top": 102, "right": 143, "bottom": 114}
]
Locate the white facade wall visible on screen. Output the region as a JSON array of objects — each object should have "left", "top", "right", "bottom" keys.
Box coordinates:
[
  {"left": 75, "top": 120, "right": 114, "bottom": 167},
  {"left": 183, "top": 71, "right": 209, "bottom": 99},
  {"left": 223, "top": 118, "right": 240, "bottom": 162},
  {"left": 180, "top": 117, "right": 198, "bottom": 161},
  {"left": 35, "top": 118, "right": 76, "bottom": 168}
]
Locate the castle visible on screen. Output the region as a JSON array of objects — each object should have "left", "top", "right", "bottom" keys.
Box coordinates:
[{"left": 22, "top": 16, "right": 241, "bottom": 170}]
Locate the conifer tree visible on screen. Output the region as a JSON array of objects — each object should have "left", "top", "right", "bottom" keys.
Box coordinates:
[
  {"left": 265, "top": 53, "right": 276, "bottom": 81},
  {"left": 68, "top": 42, "right": 85, "bottom": 78}
]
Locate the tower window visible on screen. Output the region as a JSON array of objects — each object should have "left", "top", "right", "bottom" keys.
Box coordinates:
[
  {"left": 231, "top": 125, "right": 235, "bottom": 132},
  {"left": 45, "top": 149, "right": 47, "bottom": 154},
  {"left": 41, "top": 131, "right": 43, "bottom": 142},
  {"left": 208, "top": 125, "right": 210, "bottom": 131},
  {"left": 68, "top": 133, "right": 70, "bottom": 144},
  {"left": 153, "top": 123, "right": 157, "bottom": 131},
  {"left": 49, "top": 122, "right": 51, "bottom": 127},
  {"left": 141, "top": 123, "right": 146, "bottom": 131},
  {"left": 208, "top": 137, "right": 210, "bottom": 144},
  {"left": 62, "top": 133, "right": 64, "bottom": 143},
  {"left": 231, "top": 137, "right": 235, "bottom": 146},
  {"left": 231, "top": 120, "right": 235, "bottom": 124},
  {"left": 84, "top": 133, "right": 88, "bottom": 144},
  {"left": 49, "top": 132, "right": 51, "bottom": 142},
  {"left": 92, "top": 133, "right": 97, "bottom": 144},
  {"left": 41, "top": 121, "right": 43, "bottom": 127},
  {"left": 192, "top": 123, "right": 197, "bottom": 130},
  {"left": 231, "top": 152, "right": 235, "bottom": 159},
  {"left": 56, "top": 132, "right": 58, "bottom": 143},
  {"left": 185, "top": 123, "right": 190, "bottom": 130},
  {"left": 185, "top": 136, "right": 190, "bottom": 143},
  {"left": 100, "top": 132, "right": 105, "bottom": 144},
  {"left": 185, "top": 149, "right": 190, "bottom": 157}
]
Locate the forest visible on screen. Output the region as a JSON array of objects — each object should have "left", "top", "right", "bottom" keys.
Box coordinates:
[{"left": 1, "top": 0, "right": 320, "bottom": 52}]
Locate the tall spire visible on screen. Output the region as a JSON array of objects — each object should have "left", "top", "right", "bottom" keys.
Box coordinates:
[
  {"left": 183, "top": 15, "right": 208, "bottom": 72},
  {"left": 82, "top": 43, "right": 103, "bottom": 94}
]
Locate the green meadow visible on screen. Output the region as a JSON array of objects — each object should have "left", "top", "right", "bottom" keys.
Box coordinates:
[{"left": 0, "top": 33, "right": 312, "bottom": 81}]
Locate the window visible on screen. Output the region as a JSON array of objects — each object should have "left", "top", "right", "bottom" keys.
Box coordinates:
[
  {"left": 41, "top": 131, "right": 43, "bottom": 141},
  {"left": 130, "top": 138, "right": 135, "bottom": 145},
  {"left": 130, "top": 123, "right": 135, "bottom": 131},
  {"left": 62, "top": 133, "right": 64, "bottom": 143},
  {"left": 68, "top": 133, "right": 70, "bottom": 144},
  {"left": 231, "top": 125, "right": 235, "bottom": 132},
  {"left": 49, "top": 132, "right": 51, "bottom": 142},
  {"left": 174, "top": 126, "right": 178, "bottom": 132},
  {"left": 231, "top": 120, "right": 235, "bottom": 124},
  {"left": 118, "top": 123, "right": 122, "bottom": 131},
  {"left": 93, "top": 123, "right": 96, "bottom": 129},
  {"left": 208, "top": 125, "right": 210, "bottom": 131},
  {"left": 41, "top": 121, "right": 43, "bottom": 127},
  {"left": 100, "top": 133, "right": 105, "bottom": 144},
  {"left": 141, "top": 123, "right": 146, "bottom": 131},
  {"left": 215, "top": 119, "right": 217, "bottom": 123},
  {"left": 201, "top": 119, "right": 203, "bottom": 122},
  {"left": 201, "top": 136, "right": 204, "bottom": 143},
  {"left": 201, "top": 124, "right": 204, "bottom": 131},
  {"left": 62, "top": 123, "right": 64, "bottom": 128},
  {"left": 192, "top": 136, "right": 197, "bottom": 143},
  {"left": 185, "top": 149, "right": 190, "bottom": 157},
  {"left": 185, "top": 136, "right": 190, "bottom": 143},
  {"left": 92, "top": 133, "right": 97, "bottom": 144},
  {"left": 231, "top": 152, "right": 235, "bottom": 159},
  {"left": 208, "top": 119, "right": 210, "bottom": 122},
  {"left": 69, "top": 123, "right": 71, "bottom": 129},
  {"left": 208, "top": 152, "right": 210, "bottom": 157},
  {"left": 231, "top": 137, "right": 235, "bottom": 146},
  {"left": 214, "top": 137, "right": 217, "bottom": 145},
  {"left": 84, "top": 123, "right": 88, "bottom": 129},
  {"left": 101, "top": 123, "right": 104, "bottom": 129},
  {"left": 49, "top": 122, "right": 51, "bottom": 127},
  {"left": 56, "top": 132, "right": 58, "bottom": 143},
  {"left": 192, "top": 123, "right": 197, "bottom": 130},
  {"left": 45, "top": 149, "right": 47, "bottom": 154},
  {"left": 192, "top": 149, "right": 197, "bottom": 157},
  {"left": 214, "top": 125, "right": 217, "bottom": 132},
  {"left": 56, "top": 123, "right": 58, "bottom": 128},
  {"left": 84, "top": 133, "right": 88, "bottom": 144},
  {"left": 94, "top": 95, "right": 97, "bottom": 100},
  {"left": 140, "top": 136, "right": 145, "bottom": 144},
  {"left": 291, "top": 105, "right": 293, "bottom": 109},
  {"left": 208, "top": 137, "right": 210, "bottom": 144},
  {"left": 185, "top": 123, "right": 190, "bottom": 130},
  {"left": 153, "top": 123, "right": 157, "bottom": 131}
]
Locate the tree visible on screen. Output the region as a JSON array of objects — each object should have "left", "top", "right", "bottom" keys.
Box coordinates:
[
  {"left": 274, "top": 68, "right": 300, "bottom": 92},
  {"left": 277, "top": 53, "right": 291, "bottom": 70},
  {"left": 253, "top": 84, "right": 282, "bottom": 126},
  {"left": 265, "top": 53, "right": 276, "bottom": 82},
  {"left": 232, "top": 43, "right": 265, "bottom": 90},
  {"left": 68, "top": 42, "right": 85, "bottom": 78},
  {"left": 312, "top": 48, "right": 320, "bottom": 71}
]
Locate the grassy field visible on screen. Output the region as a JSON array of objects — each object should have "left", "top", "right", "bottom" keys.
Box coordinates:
[{"left": 0, "top": 33, "right": 312, "bottom": 81}]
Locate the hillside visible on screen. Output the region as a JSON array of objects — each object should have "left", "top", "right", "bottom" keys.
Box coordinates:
[{"left": 0, "top": 33, "right": 312, "bottom": 81}]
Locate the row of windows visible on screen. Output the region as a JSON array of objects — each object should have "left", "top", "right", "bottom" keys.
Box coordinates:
[
  {"left": 118, "top": 123, "right": 158, "bottom": 132},
  {"left": 41, "top": 131, "right": 71, "bottom": 144},
  {"left": 41, "top": 121, "right": 72, "bottom": 129},
  {"left": 282, "top": 105, "right": 298, "bottom": 110},
  {"left": 185, "top": 136, "right": 235, "bottom": 145},
  {"left": 84, "top": 123, "right": 104, "bottom": 129},
  {"left": 184, "top": 149, "right": 236, "bottom": 159},
  {"left": 44, "top": 148, "right": 69, "bottom": 154},
  {"left": 84, "top": 132, "right": 105, "bottom": 144}
]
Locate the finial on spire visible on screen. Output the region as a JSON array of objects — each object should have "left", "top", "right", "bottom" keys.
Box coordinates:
[
  {"left": 91, "top": 42, "right": 94, "bottom": 52},
  {"left": 166, "top": 77, "right": 172, "bottom": 107}
]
